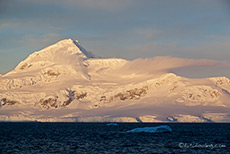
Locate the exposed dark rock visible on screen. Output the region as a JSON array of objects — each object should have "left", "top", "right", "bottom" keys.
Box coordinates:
[
  {"left": 100, "top": 96, "right": 106, "bottom": 101},
  {"left": 111, "top": 86, "right": 148, "bottom": 101},
  {"left": 38, "top": 89, "right": 88, "bottom": 109},
  {"left": 62, "top": 89, "right": 75, "bottom": 107},
  {"left": 62, "top": 99, "right": 72, "bottom": 107},
  {"left": 44, "top": 70, "right": 60, "bottom": 77},
  {"left": 74, "top": 92, "right": 87, "bottom": 100},
  {"left": 19, "top": 63, "right": 32, "bottom": 70},
  {"left": 38, "top": 97, "right": 58, "bottom": 110},
  {"left": 0, "top": 98, "right": 18, "bottom": 106},
  {"left": 62, "top": 89, "right": 87, "bottom": 107}
]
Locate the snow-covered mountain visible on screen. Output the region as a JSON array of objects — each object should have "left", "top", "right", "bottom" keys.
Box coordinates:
[{"left": 0, "top": 39, "right": 230, "bottom": 122}]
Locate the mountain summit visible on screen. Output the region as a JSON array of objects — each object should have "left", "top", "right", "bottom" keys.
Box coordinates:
[
  {"left": 0, "top": 39, "right": 230, "bottom": 122},
  {"left": 14, "top": 39, "right": 93, "bottom": 71}
]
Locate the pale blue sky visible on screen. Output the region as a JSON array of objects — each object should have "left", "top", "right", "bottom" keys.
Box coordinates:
[{"left": 0, "top": 0, "right": 230, "bottom": 76}]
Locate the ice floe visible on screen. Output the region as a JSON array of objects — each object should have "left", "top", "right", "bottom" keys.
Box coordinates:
[{"left": 126, "top": 125, "right": 172, "bottom": 133}]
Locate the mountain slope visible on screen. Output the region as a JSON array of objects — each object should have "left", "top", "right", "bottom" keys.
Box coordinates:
[{"left": 0, "top": 39, "right": 229, "bottom": 122}]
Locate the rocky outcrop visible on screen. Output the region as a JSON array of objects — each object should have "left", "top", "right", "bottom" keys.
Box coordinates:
[
  {"left": 114, "top": 87, "right": 148, "bottom": 100},
  {"left": 38, "top": 97, "right": 58, "bottom": 110},
  {"left": 38, "top": 89, "right": 88, "bottom": 109},
  {"left": 74, "top": 91, "right": 87, "bottom": 100},
  {"left": 19, "top": 63, "right": 32, "bottom": 70},
  {"left": 44, "top": 70, "right": 60, "bottom": 77},
  {"left": 178, "top": 86, "right": 220, "bottom": 102},
  {"left": 0, "top": 98, "right": 19, "bottom": 107},
  {"left": 62, "top": 90, "right": 87, "bottom": 106},
  {"left": 99, "top": 86, "right": 148, "bottom": 103}
]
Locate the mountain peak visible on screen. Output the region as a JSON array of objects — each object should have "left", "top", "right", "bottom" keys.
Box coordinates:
[
  {"left": 55, "top": 38, "right": 76, "bottom": 46},
  {"left": 43, "top": 38, "right": 94, "bottom": 59},
  {"left": 14, "top": 38, "right": 94, "bottom": 71}
]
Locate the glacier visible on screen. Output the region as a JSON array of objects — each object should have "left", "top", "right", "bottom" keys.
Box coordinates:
[{"left": 0, "top": 38, "right": 230, "bottom": 122}]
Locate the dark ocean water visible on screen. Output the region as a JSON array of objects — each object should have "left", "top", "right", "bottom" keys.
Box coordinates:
[{"left": 0, "top": 123, "right": 229, "bottom": 154}]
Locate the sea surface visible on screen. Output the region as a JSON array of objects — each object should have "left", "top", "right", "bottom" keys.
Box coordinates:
[{"left": 0, "top": 123, "right": 229, "bottom": 154}]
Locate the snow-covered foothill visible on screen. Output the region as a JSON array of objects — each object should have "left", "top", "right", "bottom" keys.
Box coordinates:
[
  {"left": 139, "top": 115, "right": 162, "bottom": 122},
  {"left": 74, "top": 116, "right": 138, "bottom": 122},
  {"left": 167, "top": 114, "right": 207, "bottom": 122},
  {"left": 126, "top": 125, "right": 172, "bottom": 133},
  {"left": 202, "top": 113, "right": 230, "bottom": 122}
]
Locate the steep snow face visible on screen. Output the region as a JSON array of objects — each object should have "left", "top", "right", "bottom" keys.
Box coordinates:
[
  {"left": 13, "top": 39, "right": 92, "bottom": 72},
  {"left": 210, "top": 77, "right": 230, "bottom": 92},
  {"left": 0, "top": 39, "right": 92, "bottom": 90},
  {"left": 176, "top": 86, "right": 222, "bottom": 106},
  {"left": 0, "top": 39, "right": 230, "bottom": 122}
]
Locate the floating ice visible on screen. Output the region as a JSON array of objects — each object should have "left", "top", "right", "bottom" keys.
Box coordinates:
[
  {"left": 106, "top": 123, "right": 118, "bottom": 126},
  {"left": 126, "top": 125, "right": 172, "bottom": 133}
]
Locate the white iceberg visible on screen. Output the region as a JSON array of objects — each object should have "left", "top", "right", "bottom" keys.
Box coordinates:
[
  {"left": 106, "top": 123, "right": 118, "bottom": 126},
  {"left": 126, "top": 125, "right": 172, "bottom": 133}
]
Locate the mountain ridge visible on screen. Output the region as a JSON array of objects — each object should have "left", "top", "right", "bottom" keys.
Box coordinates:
[{"left": 0, "top": 39, "right": 229, "bottom": 122}]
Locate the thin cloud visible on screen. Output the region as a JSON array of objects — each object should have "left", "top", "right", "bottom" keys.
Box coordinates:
[
  {"left": 70, "top": 0, "right": 135, "bottom": 11},
  {"left": 121, "top": 56, "right": 224, "bottom": 74},
  {"left": 169, "top": 41, "right": 178, "bottom": 47},
  {"left": 21, "top": 0, "right": 136, "bottom": 11},
  {"left": 0, "top": 19, "right": 22, "bottom": 29}
]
